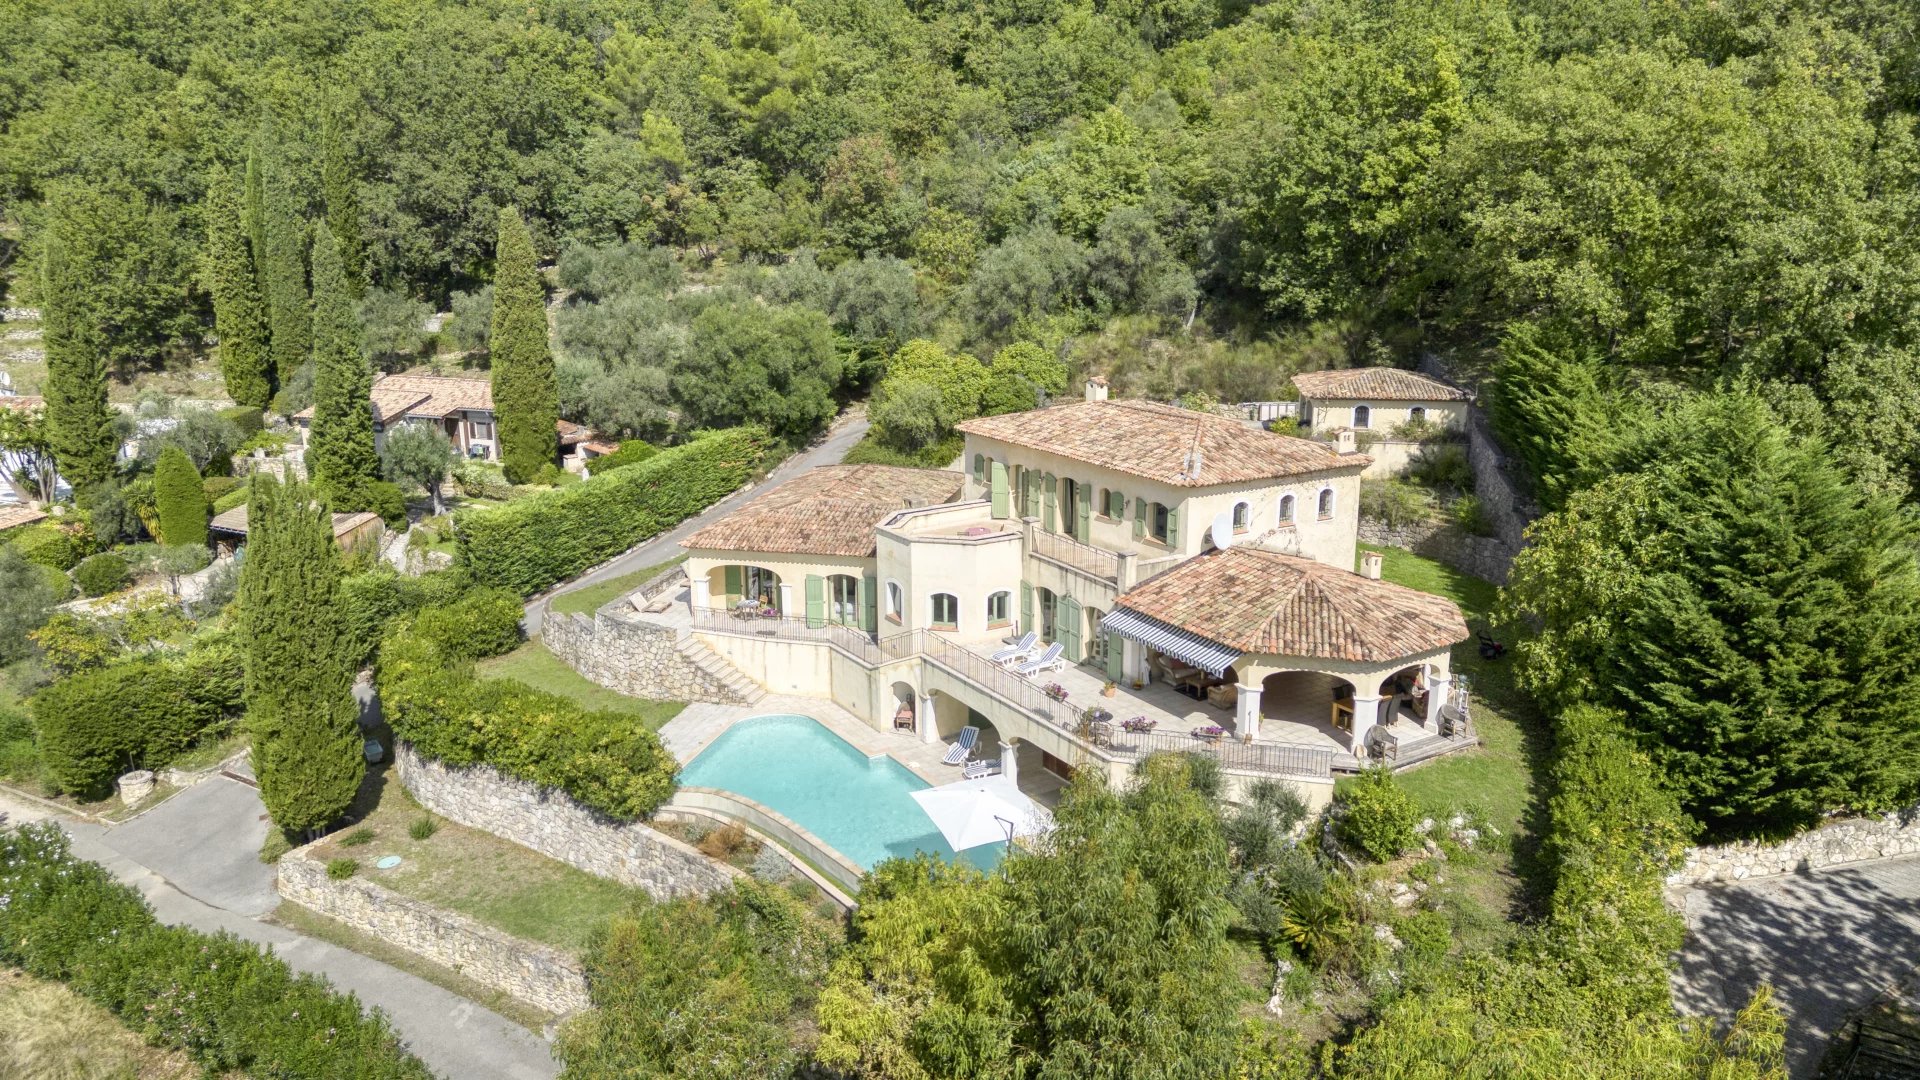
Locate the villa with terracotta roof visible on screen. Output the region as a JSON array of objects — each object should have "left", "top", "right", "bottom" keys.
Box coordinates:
[
  {"left": 293, "top": 373, "right": 503, "bottom": 461},
  {"left": 1289, "top": 367, "right": 1471, "bottom": 477},
  {"left": 657, "top": 382, "right": 1477, "bottom": 807}
]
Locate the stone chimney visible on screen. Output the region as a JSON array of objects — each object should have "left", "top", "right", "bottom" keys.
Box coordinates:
[
  {"left": 1085, "top": 376, "right": 1110, "bottom": 403},
  {"left": 1335, "top": 428, "right": 1357, "bottom": 455},
  {"left": 1361, "top": 551, "right": 1383, "bottom": 580}
]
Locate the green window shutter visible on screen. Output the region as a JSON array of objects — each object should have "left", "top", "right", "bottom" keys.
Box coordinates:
[
  {"left": 724, "top": 565, "right": 743, "bottom": 603},
  {"left": 1104, "top": 632, "right": 1124, "bottom": 680},
  {"left": 804, "top": 575, "right": 825, "bottom": 628},
  {"left": 1024, "top": 472, "right": 1042, "bottom": 518},
  {"left": 861, "top": 575, "right": 877, "bottom": 633},
  {"left": 1076, "top": 482, "right": 1091, "bottom": 541},
  {"left": 1133, "top": 499, "right": 1146, "bottom": 540},
  {"left": 972, "top": 454, "right": 985, "bottom": 484},
  {"left": 1057, "top": 596, "right": 1083, "bottom": 661},
  {"left": 1020, "top": 581, "right": 1034, "bottom": 636},
  {"left": 1042, "top": 473, "right": 1057, "bottom": 533},
  {"left": 1166, "top": 505, "right": 1180, "bottom": 549},
  {"left": 989, "top": 461, "right": 1009, "bottom": 519}
]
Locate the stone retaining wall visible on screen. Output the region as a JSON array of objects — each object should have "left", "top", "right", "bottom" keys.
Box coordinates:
[
  {"left": 543, "top": 604, "right": 750, "bottom": 703},
  {"left": 396, "top": 744, "right": 739, "bottom": 899},
  {"left": 277, "top": 848, "right": 590, "bottom": 1015},
  {"left": 1667, "top": 809, "right": 1920, "bottom": 887},
  {"left": 1358, "top": 515, "right": 1515, "bottom": 585}
]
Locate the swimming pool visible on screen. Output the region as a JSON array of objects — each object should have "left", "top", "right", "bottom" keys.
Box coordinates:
[{"left": 679, "top": 714, "right": 1002, "bottom": 872}]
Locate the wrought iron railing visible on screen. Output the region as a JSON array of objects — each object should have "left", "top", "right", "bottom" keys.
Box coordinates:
[
  {"left": 690, "top": 607, "right": 883, "bottom": 663},
  {"left": 1029, "top": 530, "right": 1119, "bottom": 584}
]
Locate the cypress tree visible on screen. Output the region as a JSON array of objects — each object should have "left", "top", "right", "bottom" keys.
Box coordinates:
[
  {"left": 258, "top": 142, "right": 311, "bottom": 391},
  {"left": 243, "top": 148, "right": 267, "bottom": 295},
  {"left": 237, "top": 474, "right": 362, "bottom": 838},
  {"left": 204, "top": 163, "right": 273, "bottom": 409},
  {"left": 307, "top": 227, "right": 381, "bottom": 508},
  {"left": 39, "top": 220, "right": 117, "bottom": 497},
  {"left": 489, "top": 206, "right": 559, "bottom": 483},
  {"left": 320, "top": 109, "right": 367, "bottom": 298},
  {"left": 153, "top": 445, "right": 208, "bottom": 547}
]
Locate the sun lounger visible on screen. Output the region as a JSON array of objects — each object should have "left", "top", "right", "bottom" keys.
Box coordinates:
[
  {"left": 963, "top": 758, "right": 1001, "bottom": 779},
  {"left": 941, "top": 725, "right": 981, "bottom": 766},
  {"left": 989, "top": 630, "right": 1039, "bottom": 666},
  {"left": 1013, "top": 641, "right": 1065, "bottom": 677}
]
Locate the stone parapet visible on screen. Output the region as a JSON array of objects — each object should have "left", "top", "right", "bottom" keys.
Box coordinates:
[
  {"left": 276, "top": 847, "right": 590, "bottom": 1015},
  {"left": 396, "top": 744, "right": 740, "bottom": 899},
  {"left": 1668, "top": 809, "right": 1920, "bottom": 887}
]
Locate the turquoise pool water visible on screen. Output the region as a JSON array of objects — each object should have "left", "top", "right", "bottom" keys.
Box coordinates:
[{"left": 680, "top": 714, "right": 1003, "bottom": 872}]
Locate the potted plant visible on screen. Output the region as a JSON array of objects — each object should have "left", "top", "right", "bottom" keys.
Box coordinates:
[
  {"left": 1190, "top": 724, "right": 1226, "bottom": 741},
  {"left": 1130, "top": 677, "right": 1145, "bottom": 690},
  {"left": 1042, "top": 683, "right": 1070, "bottom": 702},
  {"left": 1102, "top": 680, "right": 1117, "bottom": 698},
  {"left": 1123, "top": 716, "right": 1156, "bottom": 733}
]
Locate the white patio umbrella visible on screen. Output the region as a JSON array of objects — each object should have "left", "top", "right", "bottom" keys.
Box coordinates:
[{"left": 910, "top": 774, "right": 1054, "bottom": 851}]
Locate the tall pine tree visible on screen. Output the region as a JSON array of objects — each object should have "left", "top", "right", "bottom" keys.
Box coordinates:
[
  {"left": 203, "top": 163, "right": 273, "bottom": 409},
  {"left": 153, "top": 445, "right": 208, "bottom": 547},
  {"left": 237, "top": 474, "right": 362, "bottom": 838},
  {"left": 489, "top": 207, "right": 558, "bottom": 483},
  {"left": 258, "top": 140, "right": 311, "bottom": 393},
  {"left": 320, "top": 108, "right": 366, "bottom": 298},
  {"left": 39, "top": 212, "right": 117, "bottom": 496},
  {"left": 307, "top": 227, "right": 381, "bottom": 509}
]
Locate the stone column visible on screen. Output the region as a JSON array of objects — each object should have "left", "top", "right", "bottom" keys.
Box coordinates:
[
  {"left": 920, "top": 692, "right": 938, "bottom": 744},
  {"left": 1426, "top": 671, "right": 1452, "bottom": 725},
  {"left": 689, "top": 575, "right": 710, "bottom": 614},
  {"left": 1001, "top": 739, "right": 1020, "bottom": 783},
  {"left": 1116, "top": 550, "right": 1138, "bottom": 590},
  {"left": 1123, "top": 637, "right": 1148, "bottom": 686},
  {"left": 1349, "top": 694, "right": 1382, "bottom": 759},
  {"left": 778, "top": 582, "right": 795, "bottom": 618},
  {"left": 1235, "top": 685, "right": 1263, "bottom": 742}
]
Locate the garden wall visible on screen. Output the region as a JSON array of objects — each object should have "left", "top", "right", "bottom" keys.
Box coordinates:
[
  {"left": 276, "top": 848, "right": 590, "bottom": 1015},
  {"left": 1357, "top": 515, "right": 1515, "bottom": 585},
  {"left": 396, "top": 745, "right": 740, "bottom": 899},
  {"left": 543, "top": 603, "right": 758, "bottom": 704},
  {"left": 1667, "top": 809, "right": 1920, "bottom": 887}
]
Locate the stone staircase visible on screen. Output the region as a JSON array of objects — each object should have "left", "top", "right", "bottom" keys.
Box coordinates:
[{"left": 673, "top": 634, "right": 766, "bottom": 705}]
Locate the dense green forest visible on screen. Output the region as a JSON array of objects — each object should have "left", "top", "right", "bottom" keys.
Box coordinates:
[{"left": 6, "top": 0, "right": 1919, "bottom": 480}]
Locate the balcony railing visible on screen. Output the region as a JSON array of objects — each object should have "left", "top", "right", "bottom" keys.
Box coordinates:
[
  {"left": 1030, "top": 530, "right": 1119, "bottom": 584},
  {"left": 690, "top": 615, "right": 1333, "bottom": 779}
]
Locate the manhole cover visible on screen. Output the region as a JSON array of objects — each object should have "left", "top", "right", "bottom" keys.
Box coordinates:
[{"left": 375, "top": 855, "right": 402, "bottom": 870}]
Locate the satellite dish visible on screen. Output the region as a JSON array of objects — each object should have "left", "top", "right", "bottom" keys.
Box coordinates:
[{"left": 1209, "top": 512, "right": 1235, "bottom": 551}]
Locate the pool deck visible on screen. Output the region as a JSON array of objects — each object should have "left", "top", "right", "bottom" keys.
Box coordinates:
[{"left": 660, "top": 695, "right": 1067, "bottom": 808}]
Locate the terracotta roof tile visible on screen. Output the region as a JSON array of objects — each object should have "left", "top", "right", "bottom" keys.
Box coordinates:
[
  {"left": 1115, "top": 547, "right": 1469, "bottom": 664},
  {"left": 1290, "top": 368, "right": 1469, "bottom": 402},
  {"left": 957, "top": 399, "right": 1365, "bottom": 487},
  {"left": 0, "top": 505, "right": 48, "bottom": 531},
  {"left": 683, "top": 465, "right": 963, "bottom": 558},
  {"left": 209, "top": 505, "right": 381, "bottom": 539},
  {"left": 372, "top": 374, "right": 493, "bottom": 418},
  {"left": 0, "top": 395, "right": 44, "bottom": 411}
]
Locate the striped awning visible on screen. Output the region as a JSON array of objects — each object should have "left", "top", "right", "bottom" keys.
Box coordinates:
[{"left": 1099, "top": 608, "right": 1242, "bottom": 678}]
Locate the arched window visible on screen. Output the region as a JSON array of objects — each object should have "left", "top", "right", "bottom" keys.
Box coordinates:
[
  {"left": 885, "top": 581, "right": 904, "bottom": 623},
  {"left": 1409, "top": 406, "right": 1426, "bottom": 423},
  {"left": 1278, "top": 494, "right": 1296, "bottom": 524},
  {"left": 1353, "top": 405, "right": 1371, "bottom": 429},
  {"left": 1231, "top": 501, "right": 1250, "bottom": 533},
  {"left": 1317, "top": 488, "right": 1335, "bottom": 520},
  {"left": 931, "top": 593, "right": 959, "bottom": 630},
  {"left": 987, "top": 591, "right": 1012, "bottom": 627},
  {"left": 972, "top": 453, "right": 986, "bottom": 484}
]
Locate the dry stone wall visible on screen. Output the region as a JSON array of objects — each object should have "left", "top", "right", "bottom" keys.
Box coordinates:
[
  {"left": 1357, "top": 514, "right": 1515, "bottom": 584},
  {"left": 396, "top": 745, "right": 739, "bottom": 899},
  {"left": 277, "top": 848, "right": 590, "bottom": 1015},
  {"left": 1667, "top": 809, "right": 1920, "bottom": 887},
  {"left": 543, "top": 604, "right": 750, "bottom": 703}
]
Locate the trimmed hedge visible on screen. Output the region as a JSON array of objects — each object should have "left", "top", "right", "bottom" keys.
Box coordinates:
[
  {"left": 338, "top": 568, "right": 489, "bottom": 668},
  {"left": 455, "top": 426, "right": 774, "bottom": 595},
  {"left": 0, "top": 822, "right": 429, "bottom": 1078},
  {"left": 212, "top": 481, "right": 252, "bottom": 513},
  {"left": 30, "top": 638, "right": 245, "bottom": 799},
  {"left": 11, "top": 523, "right": 80, "bottom": 570},
  {"left": 585, "top": 439, "right": 658, "bottom": 472},
  {"left": 219, "top": 404, "right": 267, "bottom": 437},
  {"left": 73, "top": 551, "right": 131, "bottom": 597},
  {"left": 378, "top": 613, "right": 677, "bottom": 820}
]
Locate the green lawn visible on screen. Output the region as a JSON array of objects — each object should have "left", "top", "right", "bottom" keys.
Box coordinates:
[
  {"left": 549, "top": 555, "right": 687, "bottom": 616},
  {"left": 1361, "top": 544, "right": 1553, "bottom": 911},
  {"left": 478, "top": 641, "right": 685, "bottom": 730}
]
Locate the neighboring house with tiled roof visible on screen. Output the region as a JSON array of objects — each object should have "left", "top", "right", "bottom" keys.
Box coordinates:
[
  {"left": 1291, "top": 367, "right": 1469, "bottom": 443},
  {"left": 208, "top": 505, "right": 384, "bottom": 553},
  {"left": 294, "top": 373, "right": 503, "bottom": 462}
]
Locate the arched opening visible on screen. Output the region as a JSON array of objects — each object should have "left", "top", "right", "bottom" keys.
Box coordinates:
[
  {"left": 1353, "top": 405, "right": 1371, "bottom": 429},
  {"left": 1317, "top": 488, "right": 1334, "bottom": 520},
  {"left": 709, "top": 564, "right": 784, "bottom": 614},
  {"left": 928, "top": 690, "right": 978, "bottom": 741},
  {"left": 1259, "top": 670, "right": 1359, "bottom": 739},
  {"left": 1409, "top": 406, "right": 1426, "bottom": 424},
  {"left": 986, "top": 590, "right": 1012, "bottom": 629},
  {"left": 1278, "top": 494, "right": 1295, "bottom": 525},
  {"left": 1378, "top": 664, "right": 1431, "bottom": 726},
  {"left": 827, "top": 574, "right": 860, "bottom": 626},
  {"left": 1231, "top": 501, "right": 1250, "bottom": 533},
  {"left": 972, "top": 453, "right": 986, "bottom": 484},
  {"left": 885, "top": 580, "right": 905, "bottom": 623},
  {"left": 890, "top": 680, "right": 918, "bottom": 733},
  {"left": 931, "top": 592, "right": 959, "bottom": 630}
]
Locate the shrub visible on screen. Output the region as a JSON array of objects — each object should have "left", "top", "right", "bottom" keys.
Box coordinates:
[
  {"left": 409, "top": 586, "right": 523, "bottom": 659},
  {"left": 153, "top": 445, "right": 208, "bottom": 547},
  {"left": 0, "top": 824, "right": 429, "bottom": 1078},
  {"left": 379, "top": 612, "right": 679, "bottom": 819},
  {"left": 456, "top": 427, "right": 774, "bottom": 595},
  {"left": 751, "top": 845, "right": 792, "bottom": 882},
  {"left": 409, "top": 816, "right": 438, "bottom": 840},
  {"left": 450, "top": 459, "right": 512, "bottom": 499},
  {"left": 1265, "top": 416, "right": 1300, "bottom": 436},
  {"left": 1450, "top": 494, "right": 1495, "bottom": 537},
  {"left": 236, "top": 429, "right": 293, "bottom": 456},
  {"left": 585, "top": 440, "right": 658, "bottom": 473},
  {"left": 699, "top": 822, "right": 751, "bottom": 859},
  {"left": 10, "top": 524, "right": 78, "bottom": 570},
  {"left": 1335, "top": 767, "right": 1420, "bottom": 861},
  {"left": 72, "top": 552, "right": 130, "bottom": 597},
  {"left": 219, "top": 405, "right": 266, "bottom": 438},
  {"left": 30, "top": 642, "right": 245, "bottom": 799},
  {"left": 1358, "top": 479, "right": 1434, "bottom": 528},
  {"left": 211, "top": 481, "right": 251, "bottom": 513},
  {"left": 327, "top": 857, "right": 361, "bottom": 880},
  {"left": 342, "top": 827, "right": 375, "bottom": 847},
  {"left": 0, "top": 705, "right": 40, "bottom": 783},
  {"left": 1408, "top": 442, "right": 1473, "bottom": 489}
]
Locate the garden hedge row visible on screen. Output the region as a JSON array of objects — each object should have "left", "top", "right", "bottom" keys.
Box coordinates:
[
  {"left": 0, "top": 822, "right": 429, "bottom": 1078},
  {"left": 378, "top": 615, "right": 678, "bottom": 821},
  {"left": 336, "top": 567, "right": 488, "bottom": 668},
  {"left": 30, "top": 636, "right": 245, "bottom": 798},
  {"left": 455, "top": 426, "right": 774, "bottom": 595}
]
